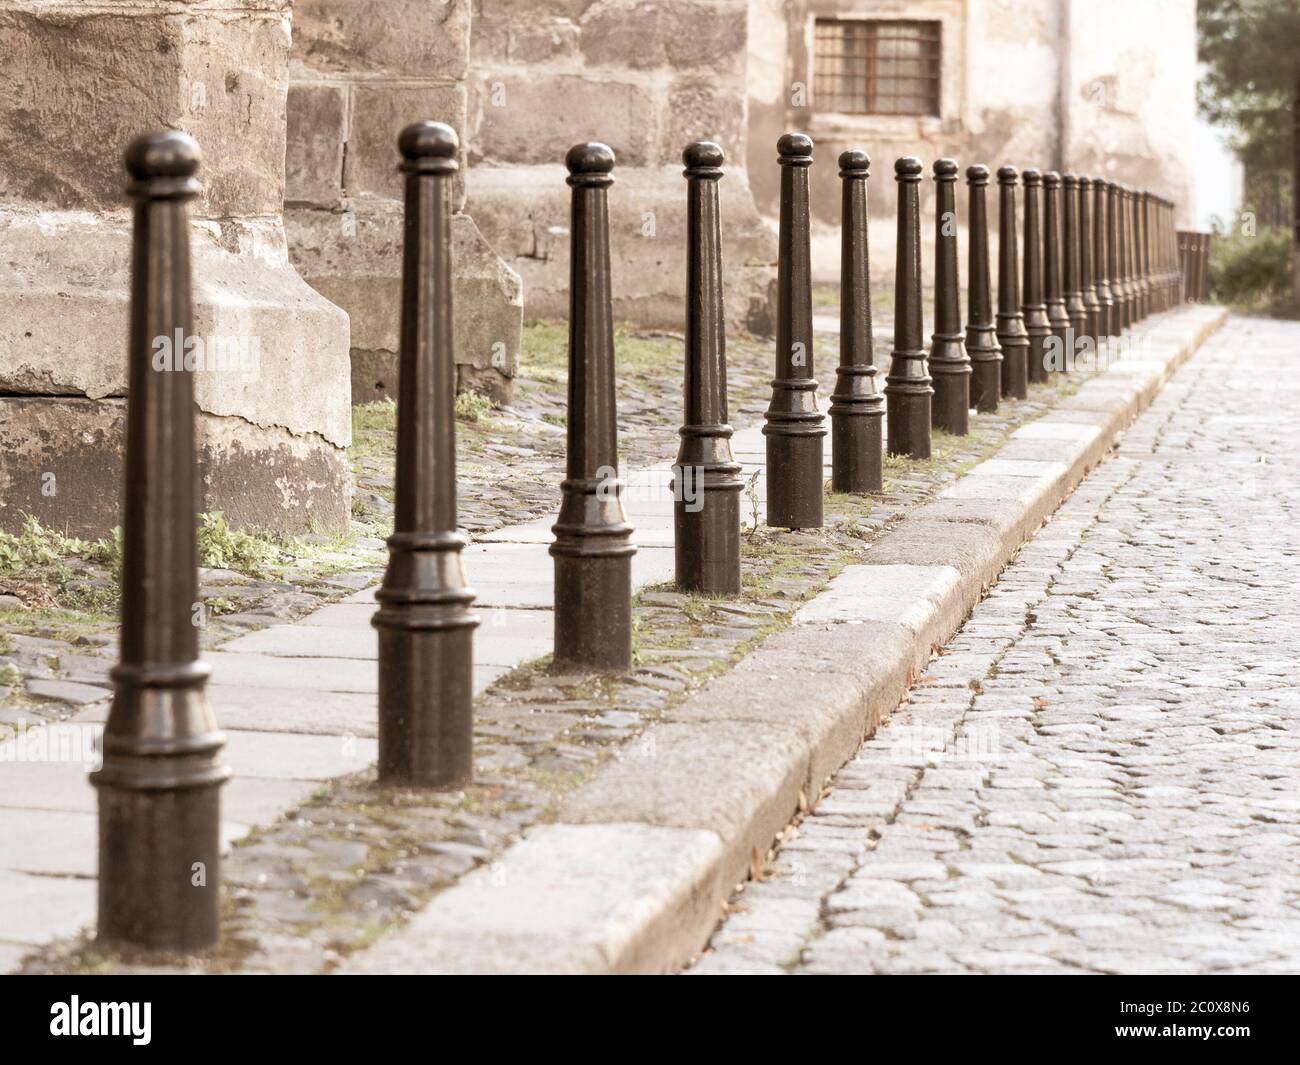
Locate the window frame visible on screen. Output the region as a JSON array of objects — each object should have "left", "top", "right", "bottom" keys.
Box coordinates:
[{"left": 811, "top": 17, "right": 944, "bottom": 119}]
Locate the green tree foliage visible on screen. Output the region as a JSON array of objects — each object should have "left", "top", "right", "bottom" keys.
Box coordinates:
[{"left": 1199, "top": 0, "right": 1300, "bottom": 304}]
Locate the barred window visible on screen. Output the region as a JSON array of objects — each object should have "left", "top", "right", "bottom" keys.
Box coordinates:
[{"left": 813, "top": 19, "right": 942, "bottom": 116}]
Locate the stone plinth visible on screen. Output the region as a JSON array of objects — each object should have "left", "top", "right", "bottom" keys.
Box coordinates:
[{"left": 0, "top": 0, "right": 352, "bottom": 536}]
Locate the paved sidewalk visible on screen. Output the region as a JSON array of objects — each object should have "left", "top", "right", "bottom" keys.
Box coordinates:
[
  {"left": 0, "top": 416, "right": 801, "bottom": 970},
  {"left": 692, "top": 316, "right": 1300, "bottom": 975}
]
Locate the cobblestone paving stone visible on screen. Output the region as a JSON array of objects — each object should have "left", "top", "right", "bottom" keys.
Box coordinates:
[
  {"left": 691, "top": 316, "right": 1300, "bottom": 975},
  {"left": 21, "top": 335, "right": 1082, "bottom": 974}
]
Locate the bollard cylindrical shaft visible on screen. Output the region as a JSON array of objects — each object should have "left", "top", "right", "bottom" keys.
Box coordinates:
[
  {"left": 996, "top": 165, "right": 1030, "bottom": 401},
  {"left": 1095, "top": 177, "right": 1116, "bottom": 340},
  {"left": 93, "top": 131, "right": 230, "bottom": 953},
  {"left": 1078, "top": 176, "right": 1100, "bottom": 352},
  {"left": 965, "top": 164, "right": 1002, "bottom": 413},
  {"left": 1043, "top": 171, "right": 1071, "bottom": 369},
  {"left": 1061, "top": 173, "right": 1087, "bottom": 357},
  {"left": 764, "top": 133, "right": 826, "bottom": 529},
  {"left": 1021, "top": 168, "right": 1051, "bottom": 385},
  {"left": 373, "top": 122, "right": 478, "bottom": 787},
  {"left": 830, "top": 149, "right": 885, "bottom": 493},
  {"left": 675, "top": 141, "right": 743, "bottom": 592},
  {"left": 886, "top": 156, "right": 933, "bottom": 458},
  {"left": 552, "top": 143, "right": 635, "bottom": 670},
  {"left": 930, "top": 158, "right": 970, "bottom": 433}
]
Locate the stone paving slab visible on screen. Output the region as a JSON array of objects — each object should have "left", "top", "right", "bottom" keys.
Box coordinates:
[
  {"left": 0, "top": 871, "right": 97, "bottom": 946},
  {"left": 342, "top": 823, "right": 727, "bottom": 974},
  {"left": 344, "top": 306, "right": 1227, "bottom": 974}
]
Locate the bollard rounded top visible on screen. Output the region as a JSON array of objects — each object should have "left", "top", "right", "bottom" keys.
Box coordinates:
[
  {"left": 895, "top": 155, "right": 923, "bottom": 180},
  {"left": 1062, "top": 172, "right": 1078, "bottom": 187},
  {"left": 398, "top": 121, "right": 459, "bottom": 174},
  {"left": 1043, "top": 170, "right": 1061, "bottom": 187},
  {"left": 682, "top": 140, "right": 725, "bottom": 177},
  {"left": 933, "top": 157, "right": 959, "bottom": 178},
  {"left": 997, "top": 164, "right": 1019, "bottom": 184},
  {"left": 1078, "top": 174, "right": 1092, "bottom": 189},
  {"left": 125, "top": 130, "right": 201, "bottom": 192},
  {"left": 838, "top": 148, "right": 870, "bottom": 177},
  {"left": 777, "top": 132, "right": 813, "bottom": 167},
  {"left": 566, "top": 142, "right": 616, "bottom": 187},
  {"left": 966, "top": 163, "right": 990, "bottom": 185},
  {"left": 125, "top": 130, "right": 200, "bottom": 180},
  {"left": 1022, "top": 167, "right": 1042, "bottom": 186}
]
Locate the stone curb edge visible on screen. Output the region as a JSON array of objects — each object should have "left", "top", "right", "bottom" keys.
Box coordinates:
[{"left": 343, "top": 307, "right": 1228, "bottom": 975}]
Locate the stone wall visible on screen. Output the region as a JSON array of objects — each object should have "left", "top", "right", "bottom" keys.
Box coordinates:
[
  {"left": 465, "top": 0, "right": 778, "bottom": 333},
  {"left": 0, "top": 0, "right": 352, "bottom": 537},
  {"left": 284, "top": 0, "right": 523, "bottom": 405}
]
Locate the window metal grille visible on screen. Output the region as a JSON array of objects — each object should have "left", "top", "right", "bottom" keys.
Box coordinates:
[{"left": 813, "top": 19, "right": 941, "bottom": 116}]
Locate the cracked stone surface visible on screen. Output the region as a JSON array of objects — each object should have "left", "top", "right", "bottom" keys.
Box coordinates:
[{"left": 691, "top": 316, "right": 1300, "bottom": 976}]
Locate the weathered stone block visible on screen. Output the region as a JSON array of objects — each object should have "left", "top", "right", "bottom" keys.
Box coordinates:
[
  {"left": 0, "top": 209, "right": 352, "bottom": 533},
  {"left": 293, "top": 0, "right": 470, "bottom": 78},
  {"left": 579, "top": 0, "right": 747, "bottom": 75},
  {"left": 0, "top": 3, "right": 290, "bottom": 219},
  {"left": 286, "top": 82, "right": 347, "bottom": 207},
  {"left": 0, "top": 211, "right": 350, "bottom": 448},
  {"left": 286, "top": 203, "right": 522, "bottom": 404},
  {"left": 661, "top": 79, "right": 746, "bottom": 165},
  {"left": 509, "top": 18, "right": 582, "bottom": 64},
  {"left": 345, "top": 82, "right": 467, "bottom": 203},
  {"left": 479, "top": 0, "right": 597, "bottom": 17},
  {"left": 468, "top": 75, "right": 656, "bottom": 167},
  {"left": 0, "top": 398, "right": 349, "bottom": 538}
]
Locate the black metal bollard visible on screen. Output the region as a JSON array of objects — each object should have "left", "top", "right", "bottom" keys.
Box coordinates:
[
  {"left": 930, "top": 158, "right": 970, "bottom": 433},
  {"left": 964, "top": 164, "right": 1002, "bottom": 413},
  {"left": 93, "top": 131, "right": 230, "bottom": 953},
  {"left": 1061, "top": 173, "right": 1088, "bottom": 357},
  {"left": 1114, "top": 184, "right": 1131, "bottom": 329},
  {"left": 675, "top": 141, "right": 743, "bottom": 593},
  {"left": 885, "top": 156, "right": 933, "bottom": 458},
  {"left": 1177, "top": 228, "right": 1189, "bottom": 303},
  {"left": 1125, "top": 185, "right": 1140, "bottom": 326},
  {"left": 373, "top": 122, "right": 478, "bottom": 787},
  {"left": 1138, "top": 190, "right": 1153, "bottom": 319},
  {"left": 1164, "top": 197, "right": 1175, "bottom": 310},
  {"left": 764, "top": 133, "right": 826, "bottom": 529},
  {"left": 1095, "top": 177, "right": 1116, "bottom": 340},
  {"left": 830, "top": 149, "right": 885, "bottom": 493},
  {"left": 1078, "top": 176, "right": 1101, "bottom": 352},
  {"left": 551, "top": 142, "right": 635, "bottom": 670},
  {"left": 1127, "top": 189, "right": 1138, "bottom": 323},
  {"left": 1131, "top": 188, "right": 1143, "bottom": 321},
  {"left": 1171, "top": 206, "right": 1182, "bottom": 307},
  {"left": 1108, "top": 181, "right": 1128, "bottom": 332},
  {"left": 1021, "top": 168, "right": 1051, "bottom": 385},
  {"left": 1042, "top": 171, "right": 1071, "bottom": 371},
  {"left": 995, "top": 165, "right": 1029, "bottom": 401}
]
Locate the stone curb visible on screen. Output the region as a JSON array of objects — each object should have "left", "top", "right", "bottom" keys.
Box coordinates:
[{"left": 343, "top": 307, "right": 1227, "bottom": 975}]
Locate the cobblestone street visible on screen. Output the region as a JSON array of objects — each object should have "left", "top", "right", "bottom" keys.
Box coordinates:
[{"left": 694, "top": 316, "right": 1300, "bottom": 975}]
